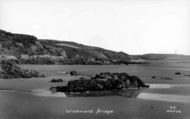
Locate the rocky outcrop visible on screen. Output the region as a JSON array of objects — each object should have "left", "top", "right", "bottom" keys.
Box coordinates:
[
  {"left": 0, "top": 61, "right": 44, "bottom": 79},
  {"left": 50, "top": 72, "right": 149, "bottom": 93}
]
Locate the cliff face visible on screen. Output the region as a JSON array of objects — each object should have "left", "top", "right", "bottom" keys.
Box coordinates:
[
  {"left": 0, "top": 30, "right": 130, "bottom": 63},
  {"left": 0, "top": 30, "right": 48, "bottom": 55}
]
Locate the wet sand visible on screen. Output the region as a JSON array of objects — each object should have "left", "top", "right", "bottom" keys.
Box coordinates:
[
  {"left": 137, "top": 84, "right": 190, "bottom": 103},
  {"left": 137, "top": 92, "right": 190, "bottom": 103},
  {"left": 32, "top": 89, "right": 67, "bottom": 97}
]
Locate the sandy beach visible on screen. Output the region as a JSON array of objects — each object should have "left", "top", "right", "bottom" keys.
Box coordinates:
[{"left": 32, "top": 89, "right": 67, "bottom": 97}]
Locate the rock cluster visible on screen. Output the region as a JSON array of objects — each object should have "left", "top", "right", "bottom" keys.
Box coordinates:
[
  {"left": 50, "top": 72, "right": 149, "bottom": 92},
  {"left": 50, "top": 78, "right": 63, "bottom": 83},
  {"left": 0, "top": 61, "right": 44, "bottom": 79}
]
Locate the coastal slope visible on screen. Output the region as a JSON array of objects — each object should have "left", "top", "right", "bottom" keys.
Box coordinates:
[{"left": 0, "top": 29, "right": 130, "bottom": 64}]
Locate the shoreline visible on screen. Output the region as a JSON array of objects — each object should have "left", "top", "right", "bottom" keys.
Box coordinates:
[
  {"left": 1, "top": 83, "right": 190, "bottom": 100},
  {"left": 63, "top": 88, "right": 143, "bottom": 98},
  {"left": 32, "top": 89, "right": 67, "bottom": 97},
  {"left": 0, "top": 88, "right": 142, "bottom": 98}
]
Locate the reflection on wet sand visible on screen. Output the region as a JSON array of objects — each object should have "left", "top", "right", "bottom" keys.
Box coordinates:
[
  {"left": 137, "top": 84, "right": 190, "bottom": 103},
  {"left": 137, "top": 92, "right": 190, "bottom": 103}
]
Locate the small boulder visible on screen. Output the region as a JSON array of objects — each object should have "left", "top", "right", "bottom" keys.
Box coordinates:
[
  {"left": 175, "top": 72, "right": 181, "bottom": 75},
  {"left": 69, "top": 71, "right": 77, "bottom": 76},
  {"left": 151, "top": 76, "right": 156, "bottom": 79}
]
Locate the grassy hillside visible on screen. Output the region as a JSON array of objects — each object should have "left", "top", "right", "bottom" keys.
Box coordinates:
[{"left": 0, "top": 30, "right": 130, "bottom": 64}]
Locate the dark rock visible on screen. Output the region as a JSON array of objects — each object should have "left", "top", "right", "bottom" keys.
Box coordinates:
[
  {"left": 67, "top": 78, "right": 104, "bottom": 92},
  {"left": 69, "top": 71, "right": 77, "bottom": 76},
  {"left": 151, "top": 76, "right": 156, "bottom": 79},
  {"left": 175, "top": 72, "right": 181, "bottom": 75},
  {"left": 0, "top": 60, "right": 44, "bottom": 79},
  {"left": 51, "top": 72, "right": 149, "bottom": 93},
  {"left": 50, "top": 79, "right": 63, "bottom": 83},
  {"left": 50, "top": 86, "right": 70, "bottom": 92}
]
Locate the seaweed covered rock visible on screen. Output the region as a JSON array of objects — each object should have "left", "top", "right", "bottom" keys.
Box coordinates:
[
  {"left": 50, "top": 72, "right": 149, "bottom": 92},
  {"left": 67, "top": 78, "right": 104, "bottom": 92},
  {"left": 0, "top": 61, "right": 44, "bottom": 79}
]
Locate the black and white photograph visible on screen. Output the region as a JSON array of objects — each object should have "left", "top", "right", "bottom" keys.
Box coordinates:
[{"left": 0, "top": 0, "right": 190, "bottom": 119}]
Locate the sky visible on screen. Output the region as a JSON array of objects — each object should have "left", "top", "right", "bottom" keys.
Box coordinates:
[{"left": 0, "top": 0, "right": 190, "bottom": 55}]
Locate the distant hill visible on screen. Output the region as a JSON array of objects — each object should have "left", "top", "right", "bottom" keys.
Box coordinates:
[
  {"left": 130, "top": 54, "right": 190, "bottom": 62},
  {"left": 0, "top": 29, "right": 130, "bottom": 64}
]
